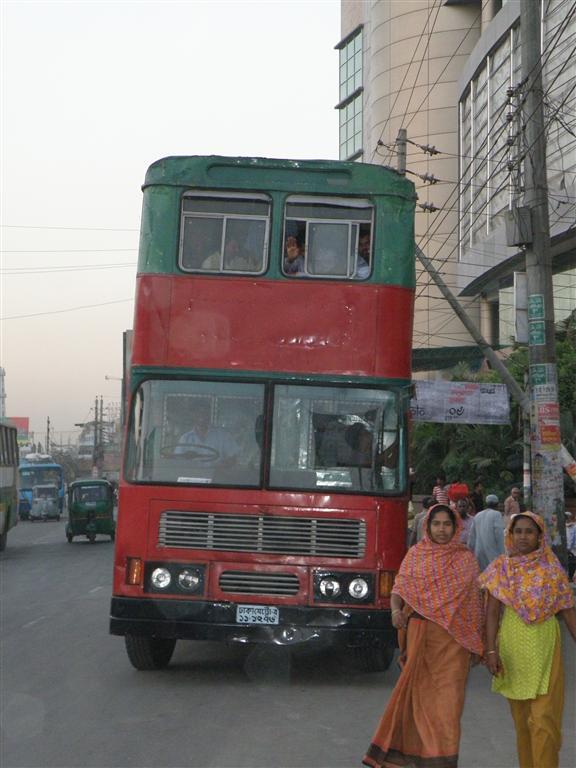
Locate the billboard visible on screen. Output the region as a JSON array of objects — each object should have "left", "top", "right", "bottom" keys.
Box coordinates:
[{"left": 6, "top": 416, "right": 30, "bottom": 441}]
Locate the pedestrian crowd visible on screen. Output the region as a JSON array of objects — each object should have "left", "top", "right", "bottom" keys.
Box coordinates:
[{"left": 363, "top": 472, "right": 576, "bottom": 768}]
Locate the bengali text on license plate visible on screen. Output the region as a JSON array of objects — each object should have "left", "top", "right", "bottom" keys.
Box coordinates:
[{"left": 236, "top": 605, "right": 280, "bottom": 625}]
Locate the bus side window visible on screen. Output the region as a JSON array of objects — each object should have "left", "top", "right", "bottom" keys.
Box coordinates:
[
  {"left": 179, "top": 195, "right": 270, "bottom": 275},
  {"left": 282, "top": 197, "right": 373, "bottom": 280},
  {"left": 181, "top": 217, "right": 222, "bottom": 270}
]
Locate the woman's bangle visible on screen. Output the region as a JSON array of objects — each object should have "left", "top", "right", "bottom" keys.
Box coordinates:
[{"left": 486, "top": 650, "right": 497, "bottom": 655}]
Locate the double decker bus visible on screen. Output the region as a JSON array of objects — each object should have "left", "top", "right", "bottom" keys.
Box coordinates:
[
  {"left": 110, "top": 156, "right": 416, "bottom": 671},
  {"left": 18, "top": 455, "right": 64, "bottom": 519},
  {"left": 0, "top": 424, "right": 19, "bottom": 550}
]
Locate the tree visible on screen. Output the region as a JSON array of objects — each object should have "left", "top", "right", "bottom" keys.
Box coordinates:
[{"left": 411, "top": 312, "right": 576, "bottom": 499}]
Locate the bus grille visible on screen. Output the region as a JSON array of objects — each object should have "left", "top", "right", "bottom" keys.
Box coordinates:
[
  {"left": 158, "top": 511, "right": 366, "bottom": 558},
  {"left": 219, "top": 571, "right": 299, "bottom": 596}
]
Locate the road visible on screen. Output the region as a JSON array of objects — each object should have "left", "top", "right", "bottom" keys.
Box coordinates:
[{"left": 1, "top": 519, "right": 574, "bottom": 768}]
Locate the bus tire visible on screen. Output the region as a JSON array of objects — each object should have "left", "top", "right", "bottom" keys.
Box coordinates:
[
  {"left": 0, "top": 531, "right": 7, "bottom": 551},
  {"left": 66, "top": 532, "right": 73, "bottom": 543},
  {"left": 351, "top": 643, "right": 394, "bottom": 673},
  {"left": 124, "top": 635, "right": 176, "bottom": 670}
]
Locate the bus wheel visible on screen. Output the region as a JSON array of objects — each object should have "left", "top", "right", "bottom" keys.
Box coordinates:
[
  {"left": 351, "top": 643, "right": 394, "bottom": 673},
  {"left": 124, "top": 635, "right": 176, "bottom": 670},
  {"left": 87, "top": 531, "right": 96, "bottom": 543},
  {"left": 66, "top": 532, "right": 73, "bottom": 543},
  {"left": 0, "top": 532, "right": 7, "bottom": 552}
]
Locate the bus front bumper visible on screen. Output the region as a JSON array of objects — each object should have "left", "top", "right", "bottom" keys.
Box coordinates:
[{"left": 109, "top": 597, "right": 395, "bottom": 648}]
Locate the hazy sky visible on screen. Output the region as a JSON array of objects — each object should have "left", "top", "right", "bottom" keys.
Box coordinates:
[{"left": 1, "top": 0, "right": 340, "bottom": 445}]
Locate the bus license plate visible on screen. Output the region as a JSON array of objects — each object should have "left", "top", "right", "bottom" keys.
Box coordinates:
[{"left": 236, "top": 605, "right": 279, "bottom": 625}]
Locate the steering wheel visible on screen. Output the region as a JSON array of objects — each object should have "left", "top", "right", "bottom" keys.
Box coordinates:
[{"left": 160, "top": 443, "right": 220, "bottom": 464}]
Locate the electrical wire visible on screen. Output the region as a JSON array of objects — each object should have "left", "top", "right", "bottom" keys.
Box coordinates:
[{"left": 1, "top": 298, "right": 133, "bottom": 321}]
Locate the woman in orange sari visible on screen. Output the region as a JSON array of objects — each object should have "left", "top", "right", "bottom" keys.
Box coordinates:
[{"left": 363, "top": 504, "right": 483, "bottom": 768}]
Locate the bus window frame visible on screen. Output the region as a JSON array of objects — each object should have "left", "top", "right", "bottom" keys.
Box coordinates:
[
  {"left": 268, "top": 380, "right": 403, "bottom": 495},
  {"left": 0, "top": 429, "right": 6, "bottom": 465},
  {"left": 178, "top": 191, "right": 271, "bottom": 276},
  {"left": 124, "top": 376, "right": 405, "bottom": 496},
  {"left": 125, "top": 376, "right": 267, "bottom": 489},
  {"left": 282, "top": 194, "right": 374, "bottom": 280}
]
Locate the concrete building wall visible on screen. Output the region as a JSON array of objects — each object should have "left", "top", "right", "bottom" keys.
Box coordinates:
[
  {"left": 338, "top": 0, "right": 482, "bottom": 362},
  {"left": 338, "top": 0, "right": 576, "bottom": 359}
]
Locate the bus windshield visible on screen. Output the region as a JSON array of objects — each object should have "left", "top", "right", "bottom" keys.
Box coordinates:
[
  {"left": 126, "top": 380, "right": 265, "bottom": 486},
  {"left": 126, "top": 380, "right": 401, "bottom": 493},
  {"left": 19, "top": 467, "right": 63, "bottom": 490},
  {"left": 270, "top": 384, "right": 400, "bottom": 493}
]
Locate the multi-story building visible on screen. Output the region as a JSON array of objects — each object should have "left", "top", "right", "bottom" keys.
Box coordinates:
[{"left": 336, "top": 0, "right": 576, "bottom": 370}]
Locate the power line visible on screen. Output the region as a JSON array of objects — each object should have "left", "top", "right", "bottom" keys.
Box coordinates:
[
  {"left": 0, "top": 225, "right": 138, "bottom": 232},
  {"left": 1, "top": 298, "right": 133, "bottom": 321},
  {"left": 0, "top": 248, "right": 137, "bottom": 253}
]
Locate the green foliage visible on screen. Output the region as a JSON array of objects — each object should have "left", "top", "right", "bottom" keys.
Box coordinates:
[{"left": 411, "top": 315, "right": 576, "bottom": 499}]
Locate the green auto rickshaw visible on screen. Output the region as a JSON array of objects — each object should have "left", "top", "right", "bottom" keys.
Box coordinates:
[{"left": 66, "top": 479, "right": 116, "bottom": 543}]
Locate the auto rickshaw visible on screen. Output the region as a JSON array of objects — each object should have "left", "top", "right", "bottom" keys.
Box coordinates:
[
  {"left": 30, "top": 484, "right": 61, "bottom": 521},
  {"left": 66, "top": 479, "right": 116, "bottom": 543}
]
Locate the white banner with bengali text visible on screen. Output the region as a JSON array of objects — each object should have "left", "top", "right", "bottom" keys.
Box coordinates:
[{"left": 410, "top": 381, "right": 510, "bottom": 425}]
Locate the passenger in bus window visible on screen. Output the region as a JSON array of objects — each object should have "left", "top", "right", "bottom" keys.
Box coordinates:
[
  {"left": 344, "top": 423, "right": 374, "bottom": 467},
  {"left": 223, "top": 237, "right": 260, "bottom": 273},
  {"left": 283, "top": 234, "right": 305, "bottom": 275},
  {"left": 344, "top": 423, "right": 398, "bottom": 469},
  {"left": 175, "top": 403, "right": 239, "bottom": 467},
  {"left": 354, "top": 232, "right": 371, "bottom": 279},
  {"left": 182, "top": 219, "right": 222, "bottom": 270},
  {"left": 309, "top": 245, "right": 348, "bottom": 277}
]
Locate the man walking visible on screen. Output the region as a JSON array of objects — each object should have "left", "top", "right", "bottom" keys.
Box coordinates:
[
  {"left": 503, "top": 486, "right": 521, "bottom": 526},
  {"left": 468, "top": 494, "right": 505, "bottom": 571}
]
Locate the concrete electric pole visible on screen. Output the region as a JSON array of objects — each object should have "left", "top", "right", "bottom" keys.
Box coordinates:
[{"left": 521, "top": 0, "right": 566, "bottom": 562}]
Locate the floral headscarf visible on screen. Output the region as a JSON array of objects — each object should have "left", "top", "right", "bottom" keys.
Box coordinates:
[
  {"left": 479, "top": 511, "right": 574, "bottom": 624},
  {"left": 392, "top": 504, "right": 483, "bottom": 655}
]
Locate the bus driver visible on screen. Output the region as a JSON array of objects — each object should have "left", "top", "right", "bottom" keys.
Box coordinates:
[{"left": 175, "top": 403, "right": 239, "bottom": 467}]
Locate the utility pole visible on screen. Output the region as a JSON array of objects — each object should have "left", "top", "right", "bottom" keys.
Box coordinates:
[
  {"left": 396, "top": 128, "right": 407, "bottom": 175},
  {"left": 46, "top": 416, "right": 51, "bottom": 454},
  {"left": 521, "top": 0, "right": 566, "bottom": 562},
  {"left": 93, "top": 395, "right": 99, "bottom": 478}
]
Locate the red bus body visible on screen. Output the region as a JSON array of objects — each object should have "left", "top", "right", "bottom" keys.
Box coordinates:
[{"left": 110, "top": 156, "right": 416, "bottom": 670}]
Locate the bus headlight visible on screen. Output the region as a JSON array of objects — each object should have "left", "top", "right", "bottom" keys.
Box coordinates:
[
  {"left": 349, "top": 578, "right": 369, "bottom": 600},
  {"left": 150, "top": 567, "right": 172, "bottom": 590},
  {"left": 319, "top": 578, "right": 341, "bottom": 598},
  {"left": 178, "top": 569, "right": 201, "bottom": 592}
]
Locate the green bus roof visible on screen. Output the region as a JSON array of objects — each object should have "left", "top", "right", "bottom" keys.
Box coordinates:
[{"left": 143, "top": 155, "right": 416, "bottom": 201}]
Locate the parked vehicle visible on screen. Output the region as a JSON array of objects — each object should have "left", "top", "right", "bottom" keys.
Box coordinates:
[
  {"left": 0, "top": 424, "right": 19, "bottom": 550},
  {"left": 30, "top": 484, "right": 60, "bottom": 521},
  {"left": 66, "top": 479, "right": 115, "bottom": 543}
]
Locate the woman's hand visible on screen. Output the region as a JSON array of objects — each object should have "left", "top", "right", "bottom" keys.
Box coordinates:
[
  {"left": 391, "top": 609, "right": 407, "bottom": 630},
  {"left": 486, "top": 650, "right": 503, "bottom": 676}
]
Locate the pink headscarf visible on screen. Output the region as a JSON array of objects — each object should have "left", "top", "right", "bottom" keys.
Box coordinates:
[{"left": 392, "top": 504, "right": 483, "bottom": 655}]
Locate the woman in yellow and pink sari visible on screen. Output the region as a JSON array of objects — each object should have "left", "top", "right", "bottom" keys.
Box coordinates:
[
  {"left": 363, "top": 504, "right": 483, "bottom": 768},
  {"left": 480, "top": 511, "right": 576, "bottom": 768}
]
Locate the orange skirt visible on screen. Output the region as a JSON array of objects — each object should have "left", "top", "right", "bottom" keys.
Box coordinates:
[{"left": 363, "top": 618, "right": 471, "bottom": 768}]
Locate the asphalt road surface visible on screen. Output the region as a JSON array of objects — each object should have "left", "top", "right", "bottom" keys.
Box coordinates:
[{"left": 1, "top": 519, "right": 574, "bottom": 768}]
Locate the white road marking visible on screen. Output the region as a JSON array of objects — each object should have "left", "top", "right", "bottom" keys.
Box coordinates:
[{"left": 22, "top": 617, "right": 46, "bottom": 629}]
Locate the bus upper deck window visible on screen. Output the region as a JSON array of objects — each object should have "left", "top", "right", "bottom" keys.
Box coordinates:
[
  {"left": 282, "top": 196, "right": 373, "bottom": 280},
  {"left": 179, "top": 194, "right": 270, "bottom": 275}
]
